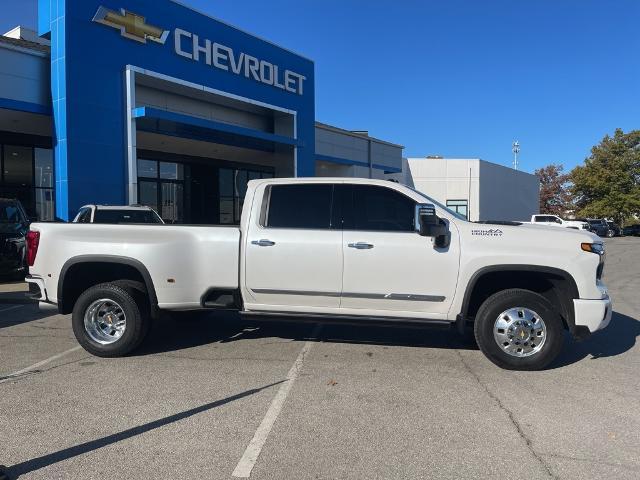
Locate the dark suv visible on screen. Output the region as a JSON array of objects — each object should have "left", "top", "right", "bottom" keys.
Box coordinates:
[
  {"left": 587, "top": 219, "right": 610, "bottom": 238},
  {"left": 606, "top": 221, "right": 622, "bottom": 237},
  {"left": 0, "top": 198, "right": 30, "bottom": 279},
  {"left": 623, "top": 224, "right": 640, "bottom": 237}
]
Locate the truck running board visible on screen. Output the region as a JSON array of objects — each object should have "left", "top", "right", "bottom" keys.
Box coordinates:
[{"left": 240, "top": 311, "right": 453, "bottom": 329}]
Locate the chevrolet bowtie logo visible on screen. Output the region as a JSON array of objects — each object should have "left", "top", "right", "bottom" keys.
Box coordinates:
[{"left": 93, "top": 6, "right": 169, "bottom": 44}]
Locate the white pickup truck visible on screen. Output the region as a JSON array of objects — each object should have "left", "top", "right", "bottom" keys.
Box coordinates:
[
  {"left": 25, "top": 178, "right": 611, "bottom": 370},
  {"left": 530, "top": 214, "right": 590, "bottom": 231}
]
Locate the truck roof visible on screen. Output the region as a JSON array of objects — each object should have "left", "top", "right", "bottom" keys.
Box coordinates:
[
  {"left": 81, "top": 204, "right": 156, "bottom": 211},
  {"left": 247, "top": 177, "right": 404, "bottom": 187}
]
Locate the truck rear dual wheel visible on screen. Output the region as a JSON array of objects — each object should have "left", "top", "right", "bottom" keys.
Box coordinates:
[
  {"left": 474, "top": 289, "right": 564, "bottom": 370},
  {"left": 72, "top": 283, "right": 150, "bottom": 357}
]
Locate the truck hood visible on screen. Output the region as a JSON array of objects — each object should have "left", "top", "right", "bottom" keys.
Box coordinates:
[{"left": 462, "top": 220, "right": 600, "bottom": 244}]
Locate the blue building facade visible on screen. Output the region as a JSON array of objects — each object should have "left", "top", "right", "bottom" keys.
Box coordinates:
[{"left": 0, "top": 1, "right": 402, "bottom": 223}]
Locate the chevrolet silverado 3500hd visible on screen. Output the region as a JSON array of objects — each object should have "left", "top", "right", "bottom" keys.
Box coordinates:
[{"left": 25, "top": 178, "right": 611, "bottom": 370}]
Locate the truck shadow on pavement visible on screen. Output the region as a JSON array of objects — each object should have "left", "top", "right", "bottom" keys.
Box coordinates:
[
  {"left": 137, "top": 311, "right": 640, "bottom": 368},
  {"left": 136, "top": 311, "right": 479, "bottom": 357},
  {"left": 1, "top": 380, "right": 284, "bottom": 480},
  {"left": 551, "top": 311, "right": 640, "bottom": 368}
]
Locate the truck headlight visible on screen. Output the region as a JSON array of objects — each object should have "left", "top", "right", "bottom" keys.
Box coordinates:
[
  {"left": 581, "top": 242, "right": 604, "bottom": 255},
  {"left": 582, "top": 243, "right": 605, "bottom": 279}
]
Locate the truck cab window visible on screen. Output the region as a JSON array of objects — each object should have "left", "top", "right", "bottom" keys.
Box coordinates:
[
  {"left": 266, "top": 184, "right": 333, "bottom": 229},
  {"left": 346, "top": 185, "right": 415, "bottom": 232}
]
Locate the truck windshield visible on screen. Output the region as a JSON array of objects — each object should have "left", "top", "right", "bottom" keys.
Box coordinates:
[
  {"left": 0, "top": 200, "right": 25, "bottom": 224},
  {"left": 404, "top": 186, "right": 468, "bottom": 221},
  {"left": 93, "top": 210, "right": 163, "bottom": 224}
]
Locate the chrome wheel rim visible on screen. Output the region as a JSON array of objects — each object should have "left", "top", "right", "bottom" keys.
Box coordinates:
[
  {"left": 493, "top": 307, "right": 546, "bottom": 357},
  {"left": 84, "top": 298, "right": 127, "bottom": 344}
]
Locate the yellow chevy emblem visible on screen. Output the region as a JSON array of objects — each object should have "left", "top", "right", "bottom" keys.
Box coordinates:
[
  {"left": 93, "top": 6, "right": 169, "bottom": 44},
  {"left": 520, "top": 330, "right": 526, "bottom": 338}
]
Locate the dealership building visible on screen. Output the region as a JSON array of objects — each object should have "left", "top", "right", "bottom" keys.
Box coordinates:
[{"left": 0, "top": 0, "right": 403, "bottom": 223}]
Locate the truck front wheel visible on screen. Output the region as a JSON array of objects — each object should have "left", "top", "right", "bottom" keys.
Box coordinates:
[
  {"left": 473, "top": 289, "right": 564, "bottom": 370},
  {"left": 72, "top": 283, "right": 149, "bottom": 357}
]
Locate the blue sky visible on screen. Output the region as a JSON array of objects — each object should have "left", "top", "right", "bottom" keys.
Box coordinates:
[{"left": 3, "top": 0, "right": 639, "bottom": 173}]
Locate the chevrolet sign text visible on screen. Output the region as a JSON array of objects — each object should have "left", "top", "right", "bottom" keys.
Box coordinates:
[{"left": 174, "top": 28, "right": 306, "bottom": 96}]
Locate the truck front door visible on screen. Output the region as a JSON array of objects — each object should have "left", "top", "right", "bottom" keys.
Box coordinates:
[{"left": 339, "top": 184, "right": 459, "bottom": 318}]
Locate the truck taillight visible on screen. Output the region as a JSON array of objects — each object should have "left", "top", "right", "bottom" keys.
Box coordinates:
[{"left": 26, "top": 230, "right": 40, "bottom": 267}]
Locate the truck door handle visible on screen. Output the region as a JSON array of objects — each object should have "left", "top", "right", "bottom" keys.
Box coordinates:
[
  {"left": 348, "top": 242, "right": 374, "bottom": 249},
  {"left": 251, "top": 239, "right": 276, "bottom": 247}
]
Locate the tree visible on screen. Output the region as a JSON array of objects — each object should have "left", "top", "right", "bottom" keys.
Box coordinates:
[
  {"left": 535, "top": 164, "right": 572, "bottom": 216},
  {"left": 571, "top": 129, "right": 640, "bottom": 226}
]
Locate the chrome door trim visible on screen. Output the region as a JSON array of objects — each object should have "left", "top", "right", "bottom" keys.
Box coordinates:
[
  {"left": 343, "top": 292, "right": 445, "bottom": 302},
  {"left": 250, "top": 289, "right": 444, "bottom": 302},
  {"left": 251, "top": 288, "right": 341, "bottom": 297}
]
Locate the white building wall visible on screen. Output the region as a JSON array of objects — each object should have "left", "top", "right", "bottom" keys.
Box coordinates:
[
  {"left": 478, "top": 160, "right": 539, "bottom": 221},
  {"left": 399, "top": 157, "right": 481, "bottom": 221}
]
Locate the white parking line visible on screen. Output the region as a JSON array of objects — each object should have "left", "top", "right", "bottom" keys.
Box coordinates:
[
  {"left": 0, "top": 305, "right": 23, "bottom": 314},
  {"left": 0, "top": 346, "right": 82, "bottom": 384},
  {"left": 232, "top": 324, "right": 322, "bottom": 478}
]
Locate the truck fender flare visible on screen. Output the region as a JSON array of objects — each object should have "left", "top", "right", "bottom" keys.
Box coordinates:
[
  {"left": 58, "top": 255, "right": 159, "bottom": 313},
  {"left": 459, "top": 264, "right": 579, "bottom": 323}
]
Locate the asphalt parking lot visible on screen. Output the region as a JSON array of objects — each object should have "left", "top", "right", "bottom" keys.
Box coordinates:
[{"left": 1, "top": 237, "right": 639, "bottom": 479}]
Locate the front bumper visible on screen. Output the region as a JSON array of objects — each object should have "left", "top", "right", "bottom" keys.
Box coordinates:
[{"left": 573, "top": 295, "right": 612, "bottom": 333}]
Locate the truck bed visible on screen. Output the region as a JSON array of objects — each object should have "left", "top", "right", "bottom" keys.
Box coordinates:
[{"left": 29, "top": 223, "right": 241, "bottom": 309}]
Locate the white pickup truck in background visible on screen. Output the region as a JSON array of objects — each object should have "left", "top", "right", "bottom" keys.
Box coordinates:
[
  {"left": 25, "top": 178, "right": 611, "bottom": 370},
  {"left": 530, "top": 214, "right": 590, "bottom": 230}
]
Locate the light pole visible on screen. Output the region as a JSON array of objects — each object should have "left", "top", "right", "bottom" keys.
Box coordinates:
[{"left": 512, "top": 140, "right": 520, "bottom": 170}]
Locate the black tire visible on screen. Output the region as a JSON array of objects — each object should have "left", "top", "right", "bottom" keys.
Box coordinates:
[
  {"left": 72, "top": 282, "right": 149, "bottom": 357},
  {"left": 473, "top": 289, "right": 564, "bottom": 370},
  {"left": 606, "top": 230, "right": 614, "bottom": 238},
  {"left": 112, "top": 280, "right": 152, "bottom": 344}
]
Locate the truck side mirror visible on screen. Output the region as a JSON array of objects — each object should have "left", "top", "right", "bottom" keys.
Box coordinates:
[{"left": 416, "top": 204, "right": 450, "bottom": 248}]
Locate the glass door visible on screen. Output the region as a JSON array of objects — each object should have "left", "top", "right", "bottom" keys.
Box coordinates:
[
  {"left": 137, "top": 158, "right": 185, "bottom": 223},
  {"left": 161, "top": 182, "right": 184, "bottom": 224}
]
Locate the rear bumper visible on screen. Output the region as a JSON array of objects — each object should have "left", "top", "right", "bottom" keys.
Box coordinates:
[
  {"left": 573, "top": 295, "right": 612, "bottom": 333},
  {"left": 25, "top": 274, "right": 57, "bottom": 307},
  {"left": 25, "top": 275, "right": 47, "bottom": 300}
]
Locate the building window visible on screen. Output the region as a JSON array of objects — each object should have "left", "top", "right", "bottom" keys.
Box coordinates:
[
  {"left": 446, "top": 199, "right": 468, "bottom": 219},
  {"left": 0, "top": 143, "right": 55, "bottom": 221},
  {"left": 219, "top": 168, "right": 273, "bottom": 224},
  {"left": 137, "top": 158, "right": 185, "bottom": 223},
  {"left": 34, "top": 148, "right": 55, "bottom": 221}
]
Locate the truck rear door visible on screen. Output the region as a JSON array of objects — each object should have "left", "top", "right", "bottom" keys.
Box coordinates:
[{"left": 243, "top": 183, "right": 343, "bottom": 310}]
